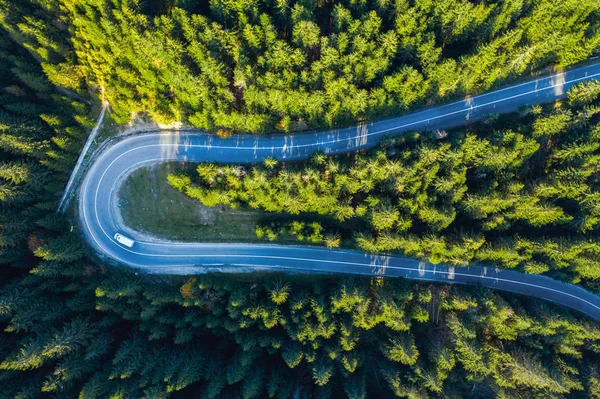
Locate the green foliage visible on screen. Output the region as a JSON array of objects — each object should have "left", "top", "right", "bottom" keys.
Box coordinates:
[
  {"left": 47, "top": 275, "right": 600, "bottom": 397},
  {"left": 382, "top": 334, "right": 419, "bottom": 365},
  {"left": 0, "top": 2, "right": 600, "bottom": 398},
  {"left": 0, "top": 31, "right": 90, "bottom": 266},
  {"left": 4, "top": 0, "right": 599, "bottom": 132}
]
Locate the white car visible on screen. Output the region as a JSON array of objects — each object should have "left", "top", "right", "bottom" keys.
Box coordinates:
[{"left": 114, "top": 233, "right": 135, "bottom": 248}]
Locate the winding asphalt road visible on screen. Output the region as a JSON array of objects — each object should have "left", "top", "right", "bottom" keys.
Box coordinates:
[{"left": 79, "top": 63, "right": 600, "bottom": 321}]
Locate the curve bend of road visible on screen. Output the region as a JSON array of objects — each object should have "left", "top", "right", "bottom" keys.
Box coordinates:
[{"left": 79, "top": 63, "right": 600, "bottom": 322}]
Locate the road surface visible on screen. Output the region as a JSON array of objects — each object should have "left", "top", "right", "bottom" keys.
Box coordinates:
[{"left": 79, "top": 63, "right": 600, "bottom": 322}]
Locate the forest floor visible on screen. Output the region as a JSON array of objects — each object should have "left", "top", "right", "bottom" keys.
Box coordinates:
[{"left": 119, "top": 163, "right": 299, "bottom": 243}]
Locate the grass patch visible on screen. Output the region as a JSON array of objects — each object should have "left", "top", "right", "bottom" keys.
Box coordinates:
[
  {"left": 119, "top": 163, "right": 302, "bottom": 243},
  {"left": 95, "top": 111, "right": 120, "bottom": 143}
]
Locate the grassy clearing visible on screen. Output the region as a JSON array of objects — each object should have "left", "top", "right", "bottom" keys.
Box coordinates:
[{"left": 119, "top": 163, "right": 300, "bottom": 243}]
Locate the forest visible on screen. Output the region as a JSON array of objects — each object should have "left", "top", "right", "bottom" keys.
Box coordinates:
[
  {"left": 1, "top": 0, "right": 600, "bottom": 132},
  {"left": 0, "top": 0, "right": 600, "bottom": 398}
]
